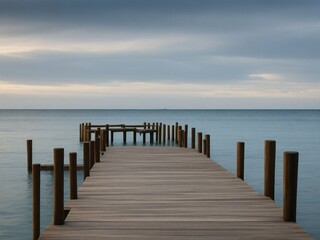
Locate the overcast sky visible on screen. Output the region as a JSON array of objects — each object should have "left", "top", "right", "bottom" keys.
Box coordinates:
[{"left": 0, "top": 0, "right": 319, "bottom": 109}]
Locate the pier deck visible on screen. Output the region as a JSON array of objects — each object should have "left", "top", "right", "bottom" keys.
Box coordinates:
[{"left": 39, "top": 146, "right": 312, "bottom": 239}]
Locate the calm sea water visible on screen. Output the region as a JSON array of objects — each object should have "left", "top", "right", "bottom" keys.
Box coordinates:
[{"left": 0, "top": 109, "right": 319, "bottom": 239}]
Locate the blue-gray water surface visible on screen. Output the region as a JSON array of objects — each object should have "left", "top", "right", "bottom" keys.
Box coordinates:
[{"left": 0, "top": 109, "right": 319, "bottom": 239}]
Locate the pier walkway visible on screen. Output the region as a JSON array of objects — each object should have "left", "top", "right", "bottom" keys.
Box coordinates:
[{"left": 39, "top": 146, "right": 312, "bottom": 239}]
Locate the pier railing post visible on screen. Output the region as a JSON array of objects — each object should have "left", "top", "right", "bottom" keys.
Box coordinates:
[
  {"left": 191, "top": 128, "right": 196, "bottom": 149},
  {"left": 175, "top": 122, "right": 178, "bottom": 144},
  {"left": 179, "top": 130, "right": 184, "bottom": 148},
  {"left": 79, "top": 124, "right": 82, "bottom": 142},
  {"left": 106, "top": 124, "right": 109, "bottom": 147},
  {"left": 83, "top": 142, "right": 90, "bottom": 180},
  {"left": 205, "top": 134, "right": 210, "bottom": 158},
  {"left": 283, "top": 151, "right": 299, "bottom": 222},
  {"left": 159, "top": 123, "right": 162, "bottom": 143},
  {"left": 163, "top": 124, "right": 166, "bottom": 144},
  {"left": 95, "top": 137, "right": 101, "bottom": 163},
  {"left": 172, "top": 125, "right": 175, "bottom": 142},
  {"left": 203, "top": 139, "right": 207, "bottom": 155},
  {"left": 90, "top": 141, "right": 95, "bottom": 169},
  {"left": 32, "top": 163, "right": 40, "bottom": 240},
  {"left": 184, "top": 125, "right": 188, "bottom": 148},
  {"left": 237, "top": 142, "right": 245, "bottom": 180},
  {"left": 197, "top": 132, "right": 202, "bottom": 153},
  {"left": 69, "top": 152, "right": 77, "bottom": 200},
  {"left": 54, "top": 148, "right": 64, "bottom": 225},
  {"left": 264, "top": 140, "right": 276, "bottom": 200},
  {"left": 167, "top": 125, "right": 170, "bottom": 142},
  {"left": 27, "top": 139, "right": 33, "bottom": 173}
]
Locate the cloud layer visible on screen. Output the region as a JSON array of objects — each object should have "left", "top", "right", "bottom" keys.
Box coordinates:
[{"left": 0, "top": 0, "right": 319, "bottom": 108}]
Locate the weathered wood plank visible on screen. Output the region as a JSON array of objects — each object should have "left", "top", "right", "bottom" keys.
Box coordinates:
[{"left": 40, "top": 146, "right": 313, "bottom": 239}]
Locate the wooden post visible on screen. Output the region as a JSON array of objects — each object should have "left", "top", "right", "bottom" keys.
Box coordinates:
[
  {"left": 179, "top": 130, "right": 184, "bottom": 148},
  {"left": 147, "top": 122, "right": 150, "bottom": 129},
  {"left": 283, "top": 151, "right": 299, "bottom": 222},
  {"left": 197, "top": 132, "right": 202, "bottom": 153},
  {"left": 88, "top": 123, "right": 91, "bottom": 141},
  {"left": 83, "top": 142, "right": 90, "bottom": 180},
  {"left": 143, "top": 122, "right": 146, "bottom": 144},
  {"left": 79, "top": 124, "right": 82, "bottom": 142},
  {"left": 156, "top": 123, "right": 159, "bottom": 142},
  {"left": 237, "top": 142, "right": 245, "bottom": 180},
  {"left": 101, "top": 129, "right": 106, "bottom": 152},
  {"left": 167, "top": 125, "right": 170, "bottom": 141},
  {"left": 159, "top": 123, "right": 162, "bottom": 144},
  {"left": 205, "top": 135, "right": 210, "bottom": 158},
  {"left": 84, "top": 123, "right": 87, "bottom": 141},
  {"left": 163, "top": 124, "right": 166, "bottom": 144},
  {"left": 53, "top": 148, "right": 64, "bottom": 225},
  {"left": 175, "top": 122, "right": 179, "bottom": 144},
  {"left": 95, "top": 137, "right": 101, "bottom": 163},
  {"left": 191, "top": 128, "right": 196, "bottom": 149},
  {"left": 123, "top": 130, "right": 127, "bottom": 144},
  {"left": 106, "top": 124, "right": 109, "bottom": 147},
  {"left": 90, "top": 141, "right": 95, "bottom": 169},
  {"left": 27, "top": 139, "right": 33, "bottom": 173},
  {"left": 150, "top": 132, "right": 154, "bottom": 144},
  {"left": 111, "top": 131, "right": 114, "bottom": 144},
  {"left": 69, "top": 152, "right": 77, "bottom": 200},
  {"left": 133, "top": 130, "right": 137, "bottom": 144},
  {"left": 171, "top": 125, "right": 175, "bottom": 142},
  {"left": 264, "top": 140, "right": 276, "bottom": 200},
  {"left": 203, "top": 139, "right": 207, "bottom": 155},
  {"left": 32, "top": 163, "right": 40, "bottom": 240},
  {"left": 184, "top": 125, "right": 188, "bottom": 148}
]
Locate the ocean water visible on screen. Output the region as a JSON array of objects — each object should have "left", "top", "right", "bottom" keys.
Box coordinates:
[{"left": 0, "top": 109, "right": 319, "bottom": 239}]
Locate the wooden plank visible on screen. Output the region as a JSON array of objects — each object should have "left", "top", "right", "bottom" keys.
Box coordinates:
[{"left": 40, "top": 146, "right": 313, "bottom": 240}]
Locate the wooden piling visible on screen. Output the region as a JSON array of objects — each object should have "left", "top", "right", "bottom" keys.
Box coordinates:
[
  {"left": 95, "top": 137, "right": 101, "bottom": 163},
  {"left": 156, "top": 123, "right": 159, "bottom": 142},
  {"left": 79, "top": 124, "right": 82, "bottom": 142},
  {"left": 179, "top": 130, "right": 184, "bottom": 148},
  {"left": 32, "top": 163, "right": 40, "bottom": 240},
  {"left": 191, "top": 128, "right": 196, "bottom": 149},
  {"left": 27, "top": 139, "right": 33, "bottom": 173},
  {"left": 203, "top": 139, "right": 207, "bottom": 155},
  {"left": 184, "top": 125, "right": 188, "bottom": 148},
  {"left": 159, "top": 123, "right": 162, "bottom": 144},
  {"left": 53, "top": 148, "right": 64, "bottom": 225},
  {"left": 101, "top": 129, "right": 106, "bottom": 152},
  {"left": 106, "top": 124, "right": 109, "bottom": 147},
  {"left": 171, "top": 125, "right": 175, "bottom": 142},
  {"left": 133, "top": 130, "right": 137, "bottom": 144},
  {"left": 198, "top": 132, "right": 202, "bottom": 153},
  {"left": 264, "top": 140, "right": 276, "bottom": 200},
  {"left": 88, "top": 123, "right": 92, "bottom": 141},
  {"left": 205, "top": 134, "right": 210, "bottom": 158},
  {"left": 167, "top": 125, "right": 170, "bottom": 141},
  {"left": 163, "top": 124, "right": 166, "bottom": 144},
  {"left": 175, "top": 122, "right": 178, "bottom": 144},
  {"left": 83, "top": 142, "right": 90, "bottom": 180},
  {"left": 90, "top": 141, "right": 95, "bottom": 169},
  {"left": 283, "top": 151, "right": 299, "bottom": 222},
  {"left": 237, "top": 142, "right": 245, "bottom": 180},
  {"left": 69, "top": 152, "right": 77, "bottom": 200}
]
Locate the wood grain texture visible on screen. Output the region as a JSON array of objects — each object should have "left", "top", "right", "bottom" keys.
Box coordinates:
[{"left": 40, "top": 146, "right": 312, "bottom": 239}]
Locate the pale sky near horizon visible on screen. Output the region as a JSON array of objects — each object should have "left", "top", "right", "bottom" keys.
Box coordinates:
[{"left": 0, "top": 0, "right": 319, "bottom": 109}]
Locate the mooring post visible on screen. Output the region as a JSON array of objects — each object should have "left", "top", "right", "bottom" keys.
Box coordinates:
[
  {"left": 191, "top": 128, "right": 196, "bottom": 149},
  {"left": 27, "top": 139, "right": 33, "bottom": 173},
  {"left": 198, "top": 132, "right": 202, "bottom": 153},
  {"left": 156, "top": 123, "right": 159, "bottom": 142},
  {"left": 237, "top": 142, "right": 245, "bottom": 180},
  {"left": 32, "top": 163, "right": 40, "bottom": 240},
  {"left": 54, "top": 148, "right": 64, "bottom": 225},
  {"left": 171, "top": 125, "right": 175, "bottom": 142},
  {"left": 203, "top": 139, "right": 207, "bottom": 155},
  {"left": 175, "top": 122, "right": 179, "bottom": 144},
  {"left": 83, "top": 142, "right": 90, "bottom": 180},
  {"left": 106, "top": 124, "right": 109, "bottom": 147},
  {"left": 184, "top": 125, "right": 188, "bottom": 148},
  {"left": 264, "top": 140, "right": 276, "bottom": 200},
  {"left": 69, "top": 152, "right": 77, "bottom": 200},
  {"left": 90, "top": 141, "right": 95, "bottom": 169},
  {"left": 179, "top": 130, "right": 184, "bottom": 148},
  {"left": 205, "top": 134, "right": 210, "bottom": 158},
  {"left": 95, "top": 137, "right": 101, "bottom": 163},
  {"left": 283, "top": 151, "right": 299, "bottom": 222},
  {"left": 163, "top": 124, "right": 166, "bottom": 144}
]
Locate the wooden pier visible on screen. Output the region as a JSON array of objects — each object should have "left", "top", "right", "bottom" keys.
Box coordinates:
[{"left": 39, "top": 145, "right": 312, "bottom": 239}]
